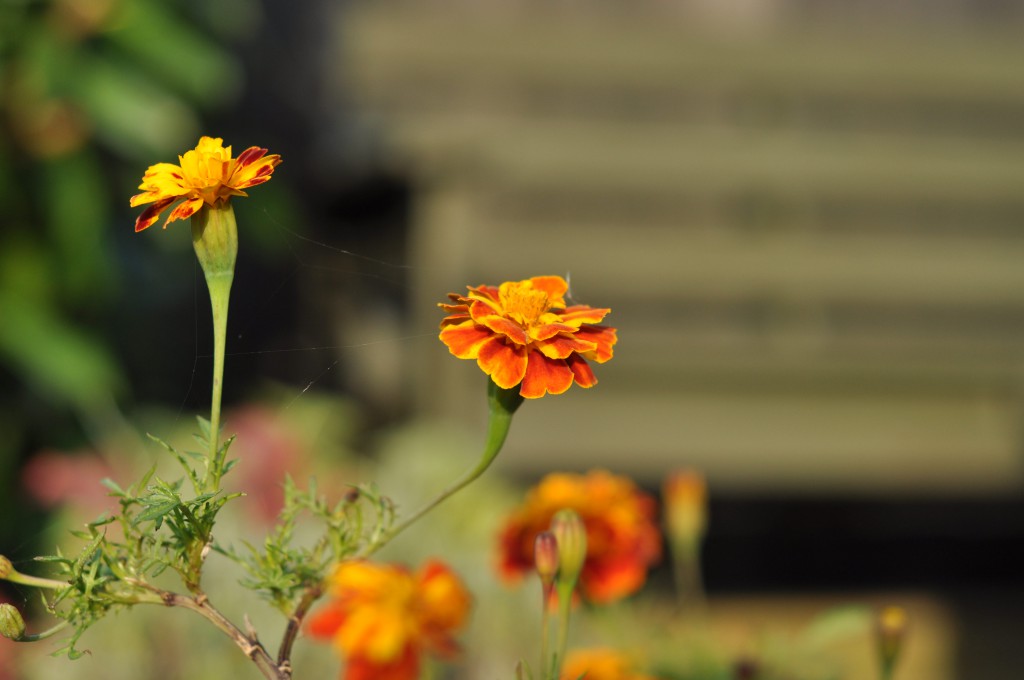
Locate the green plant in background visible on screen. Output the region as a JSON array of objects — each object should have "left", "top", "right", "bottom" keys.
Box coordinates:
[
  {"left": 1, "top": 135, "right": 624, "bottom": 679},
  {"left": 0, "top": 0, "right": 255, "bottom": 563}
]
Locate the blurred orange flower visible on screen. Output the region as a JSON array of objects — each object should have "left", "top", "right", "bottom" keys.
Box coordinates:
[
  {"left": 561, "top": 647, "right": 659, "bottom": 680},
  {"left": 307, "top": 559, "right": 472, "bottom": 680},
  {"left": 438, "top": 276, "right": 616, "bottom": 398},
  {"left": 497, "top": 470, "right": 661, "bottom": 603},
  {"left": 130, "top": 136, "right": 281, "bottom": 232}
]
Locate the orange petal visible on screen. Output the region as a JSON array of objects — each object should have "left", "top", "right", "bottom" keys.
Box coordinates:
[
  {"left": 521, "top": 351, "right": 573, "bottom": 398},
  {"left": 581, "top": 556, "right": 647, "bottom": 603},
  {"left": 577, "top": 325, "right": 617, "bottom": 363},
  {"left": 134, "top": 197, "right": 176, "bottom": 232},
  {"left": 559, "top": 305, "right": 611, "bottom": 326},
  {"left": 535, "top": 333, "right": 597, "bottom": 360},
  {"left": 528, "top": 276, "right": 569, "bottom": 306},
  {"left": 528, "top": 321, "right": 578, "bottom": 342},
  {"left": 345, "top": 646, "right": 420, "bottom": 680},
  {"left": 478, "top": 315, "right": 530, "bottom": 345},
  {"left": 566, "top": 354, "right": 597, "bottom": 388},
  {"left": 477, "top": 336, "right": 528, "bottom": 389},
  {"left": 306, "top": 601, "right": 346, "bottom": 639},
  {"left": 166, "top": 196, "right": 204, "bottom": 224},
  {"left": 439, "top": 321, "right": 494, "bottom": 358}
]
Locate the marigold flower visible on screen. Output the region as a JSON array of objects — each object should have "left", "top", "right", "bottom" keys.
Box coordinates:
[
  {"left": 307, "top": 559, "right": 472, "bottom": 680},
  {"left": 130, "top": 135, "right": 281, "bottom": 232},
  {"left": 438, "top": 276, "right": 617, "bottom": 398},
  {"left": 561, "top": 647, "right": 659, "bottom": 680},
  {"left": 497, "top": 470, "right": 661, "bottom": 603}
]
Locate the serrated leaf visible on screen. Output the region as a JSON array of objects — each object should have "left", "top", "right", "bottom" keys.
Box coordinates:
[{"left": 133, "top": 500, "right": 181, "bottom": 526}]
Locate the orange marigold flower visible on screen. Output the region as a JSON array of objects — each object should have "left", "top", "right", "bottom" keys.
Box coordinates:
[
  {"left": 561, "top": 648, "right": 660, "bottom": 680},
  {"left": 307, "top": 559, "right": 472, "bottom": 680},
  {"left": 438, "top": 275, "right": 617, "bottom": 399},
  {"left": 497, "top": 470, "right": 661, "bottom": 603},
  {"left": 130, "top": 135, "right": 281, "bottom": 232}
]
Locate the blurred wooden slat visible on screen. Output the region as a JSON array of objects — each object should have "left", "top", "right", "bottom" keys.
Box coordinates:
[{"left": 339, "top": 1, "right": 1024, "bottom": 493}]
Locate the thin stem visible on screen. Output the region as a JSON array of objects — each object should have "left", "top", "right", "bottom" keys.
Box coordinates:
[
  {"left": 127, "top": 583, "right": 284, "bottom": 680},
  {"left": 16, "top": 620, "right": 70, "bottom": 642},
  {"left": 540, "top": 585, "right": 552, "bottom": 680},
  {"left": 277, "top": 584, "right": 323, "bottom": 668},
  {"left": 205, "top": 272, "right": 232, "bottom": 488},
  {"left": 360, "top": 381, "right": 522, "bottom": 557},
  {"left": 552, "top": 582, "right": 574, "bottom": 679},
  {"left": 672, "top": 540, "right": 706, "bottom": 614}
]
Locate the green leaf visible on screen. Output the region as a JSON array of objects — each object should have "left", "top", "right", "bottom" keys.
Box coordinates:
[{"left": 100, "top": 478, "right": 126, "bottom": 497}]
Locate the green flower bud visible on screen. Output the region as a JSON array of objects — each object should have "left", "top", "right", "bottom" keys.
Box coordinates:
[
  {"left": 0, "top": 555, "right": 12, "bottom": 579},
  {"left": 550, "top": 509, "right": 587, "bottom": 592},
  {"left": 0, "top": 603, "right": 26, "bottom": 640}
]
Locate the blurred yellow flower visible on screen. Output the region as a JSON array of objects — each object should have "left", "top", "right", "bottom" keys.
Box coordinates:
[
  {"left": 307, "top": 559, "right": 471, "bottom": 680},
  {"left": 130, "top": 136, "right": 281, "bottom": 232},
  {"left": 439, "top": 275, "right": 616, "bottom": 398}
]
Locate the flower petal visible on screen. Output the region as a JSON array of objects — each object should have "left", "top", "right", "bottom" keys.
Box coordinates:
[
  {"left": 535, "top": 333, "right": 597, "bottom": 360},
  {"left": 576, "top": 324, "right": 617, "bottom": 363},
  {"left": 567, "top": 353, "right": 597, "bottom": 388},
  {"left": 521, "top": 351, "right": 573, "bottom": 398},
  {"left": 306, "top": 601, "right": 347, "bottom": 639},
  {"left": 134, "top": 197, "right": 177, "bottom": 232},
  {"left": 166, "top": 196, "right": 204, "bottom": 224},
  {"left": 439, "top": 321, "right": 494, "bottom": 358},
  {"left": 477, "top": 336, "right": 527, "bottom": 389},
  {"left": 478, "top": 315, "right": 530, "bottom": 345},
  {"left": 528, "top": 275, "right": 569, "bottom": 307},
  {"left": 559, "top": 305, "right": 611, "bottom": 326}
]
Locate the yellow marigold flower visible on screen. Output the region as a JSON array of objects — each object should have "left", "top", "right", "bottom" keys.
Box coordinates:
[
  {"left": 498, "top": 470, "right": 661, "bottom": 603},
  {"left": 129, "top": 135, "right": 281, "bottom": 232},
  {"left": 438, "top": 275, "right": 617, "bottom": 398},
  {"left": 307, "top": 559, "right": 472, "bottom": 680},
  {"left": 561, "top": 648, "right": 660, "bottom": 680}
]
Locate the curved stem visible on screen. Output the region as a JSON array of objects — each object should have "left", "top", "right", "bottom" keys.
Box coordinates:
[{"left": 361, "top": 382, "right": 523, "bottom": 557}]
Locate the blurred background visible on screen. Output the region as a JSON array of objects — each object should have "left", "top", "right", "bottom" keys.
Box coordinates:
[{"left": 3, "top": 0, "right": 1024, "bottom": 678}]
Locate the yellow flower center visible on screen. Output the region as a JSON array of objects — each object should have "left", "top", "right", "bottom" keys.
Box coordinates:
[{"left": 499, "top": 280, "right": 550, "bottom": 327}]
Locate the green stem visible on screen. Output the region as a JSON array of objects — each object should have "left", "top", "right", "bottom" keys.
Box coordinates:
[
  {"left": 191, "top": 204, "right": 237, "bottom": 491},
  {"left": 206, "top": 272, "right": 231, "bottom": 486},
  {"left": 362, "top": 381, "right": 523, "bottom": 556},
  {"left": 672, "top": 539, "right": 706, "bottom": 614},
  {"left": 540, "top": 585, "right": 553, "bottom": 680},
  {"left": 552, "top": 581, "right": 575, "bottom": 679}
]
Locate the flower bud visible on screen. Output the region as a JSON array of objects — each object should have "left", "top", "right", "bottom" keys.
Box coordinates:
[
  {"left": 664, "top": 470, "right": 707, "bottom": 549},
  {"left": 534, "top": 531, "right": 559, "bottom": 588},
  {"left": 550, "top": 509, "right": 587, "bottom": 591},
  {"left": 0, "top": 603, "right": 26, "bottom": 640},
  {"left": 191, "top": 203, "right": 238, "bottom": 283},
  {"left": 0, "top": 555, "right": 12, "bottom": 579},
  {"left": 876, "top": 606, "right": 908, "bottom": 672}
]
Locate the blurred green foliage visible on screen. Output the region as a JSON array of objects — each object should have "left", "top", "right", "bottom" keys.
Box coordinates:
[{"left": 0, "top": 0, "right": 258, "bottom": 557}]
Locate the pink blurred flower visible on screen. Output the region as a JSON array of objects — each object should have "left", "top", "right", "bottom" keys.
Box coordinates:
[
  {"left": 21, "top": 450, "right": 115, "bottom": 514},
  {"left": 225, "top": 406, "right": 305, "bottom": 523}
]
